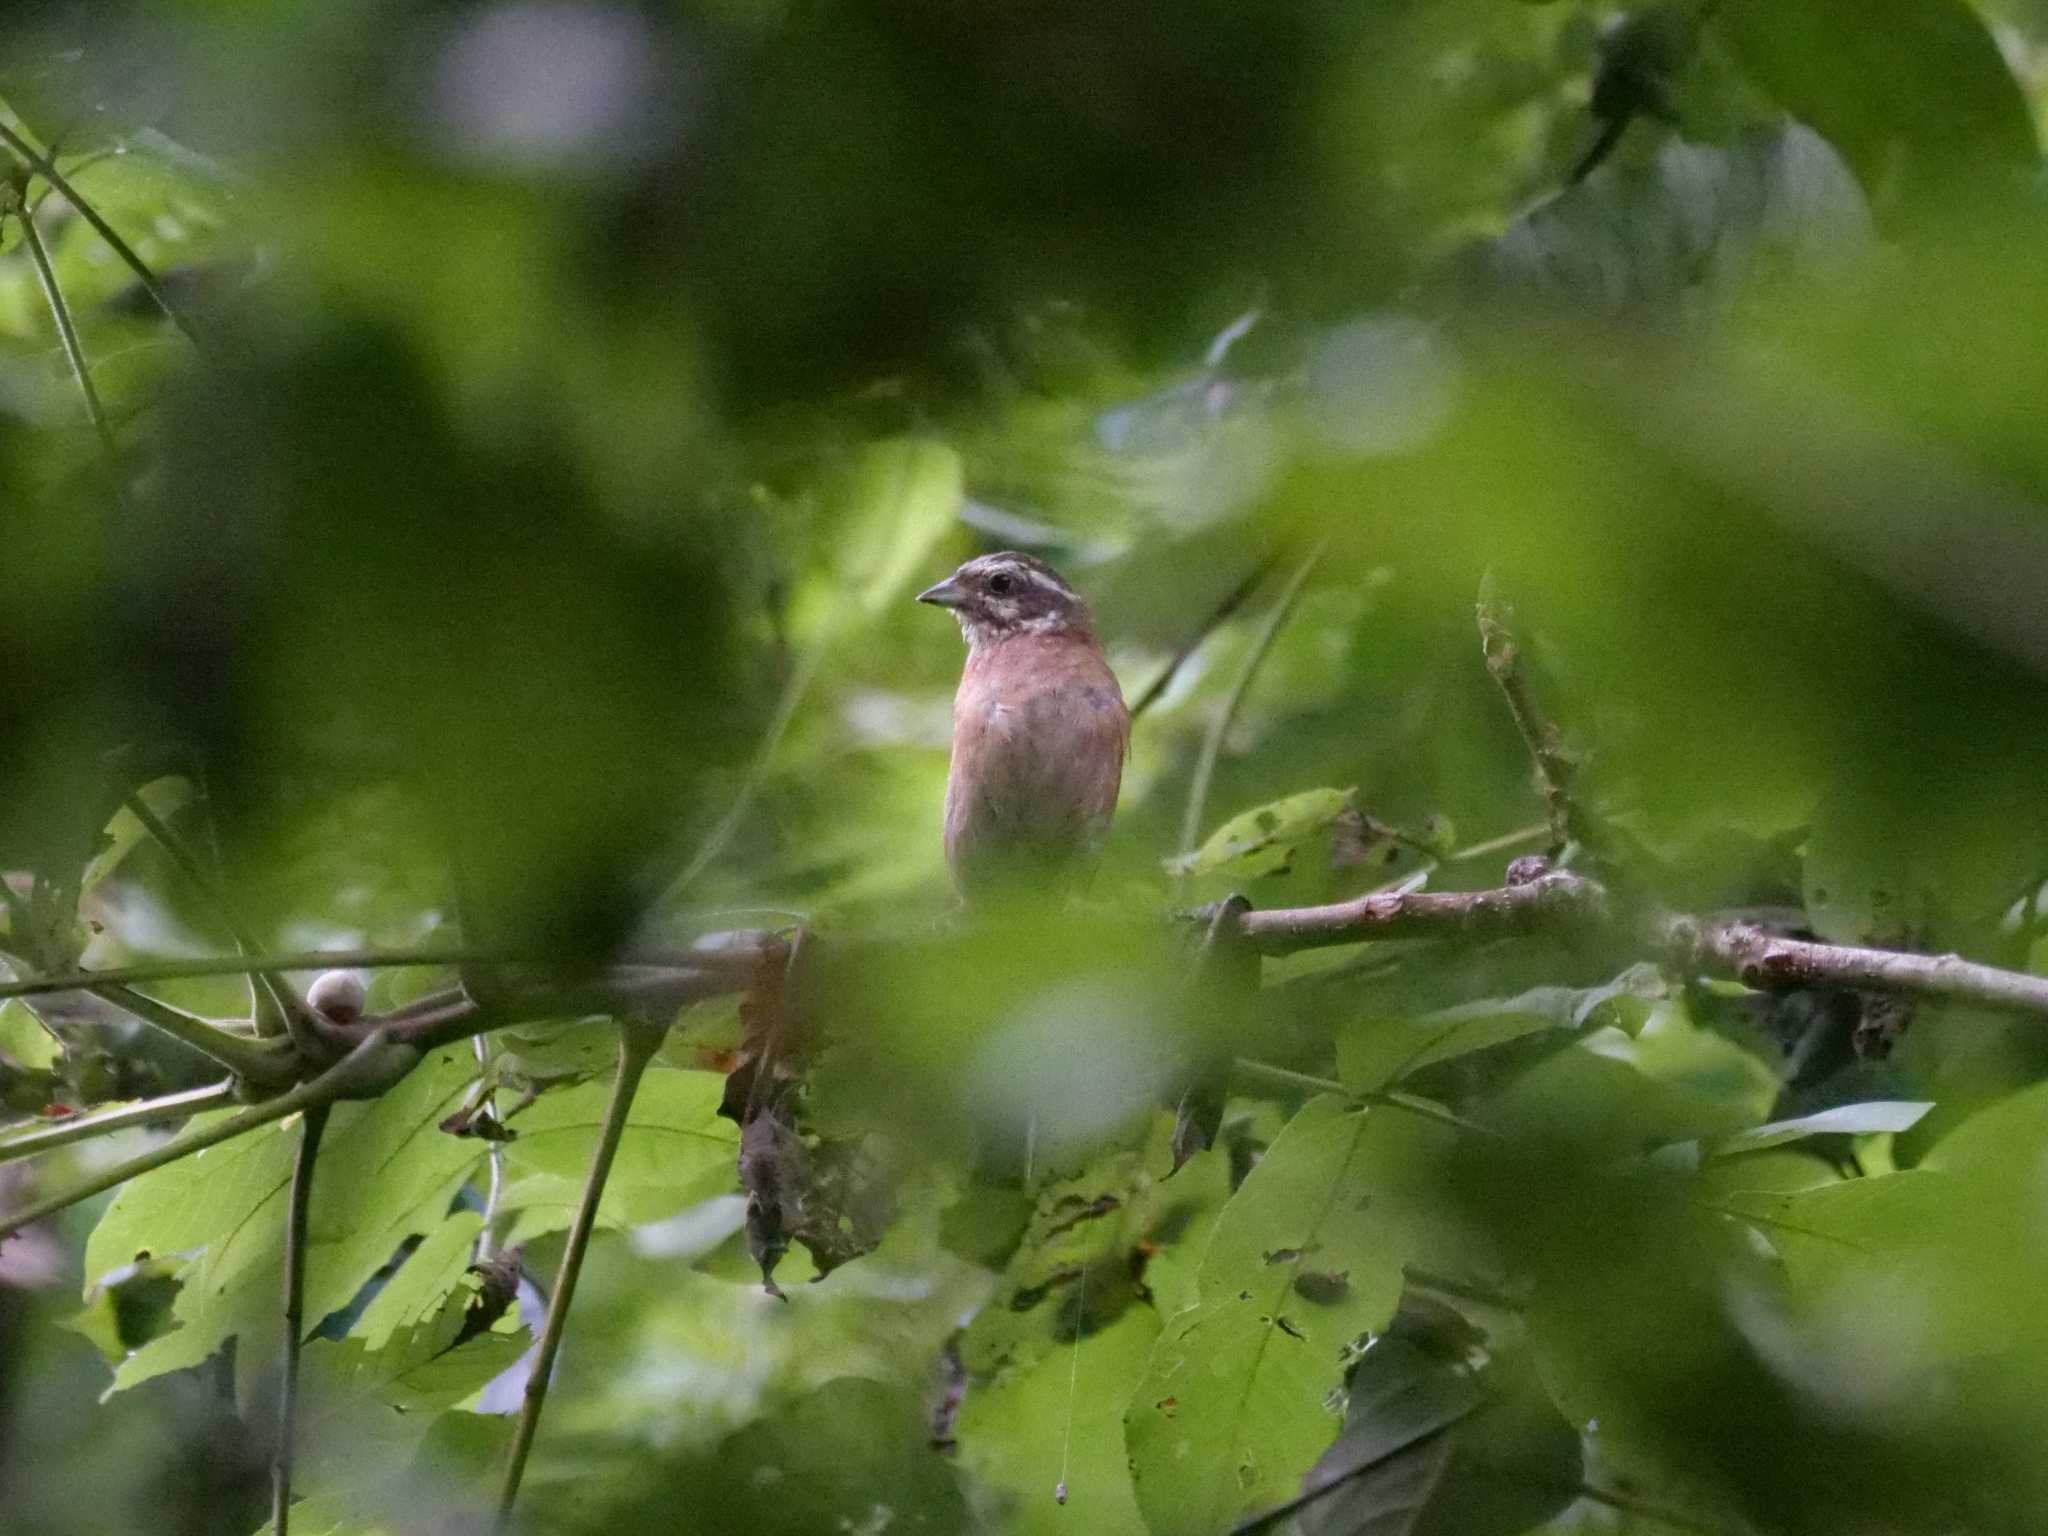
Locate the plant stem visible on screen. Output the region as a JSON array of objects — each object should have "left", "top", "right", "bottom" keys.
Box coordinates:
[
  {"left": 272, "top": 1104, "right": 329, "bottom": 1536},
  {"left": 0, "top": 1079, "right": 236, "bottom": 1167},
  {"left": 17, "top": 198, "right": 124, "bottom": 492},
  {"left": 1129, "top": 557, "right": 1276, "bottom": 721},
  {"left": 123, "top": 790, "right": 296, "bottom": 1039},
  {"left": 87, "top": 982, "right": 286, "bottom": 1081},
  {"left": 1178, "top": 540, "right": 1328, "bottom": 861},
  {"left": 0, "top": 947, "right": 489, "bottom": 1005},
  {"left": 0, "top": 120, "right": 203, "bottom": 346},
  {"left": 494, "top": 1025, "right": 659, "bottom": 1532}
]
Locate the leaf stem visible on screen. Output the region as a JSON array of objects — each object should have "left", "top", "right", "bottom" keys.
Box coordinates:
[
  {"left": 272, "top": 1104, "right": 329, "bottom": 1536},
  {"left": 16, "top": 196, "right": 125, "bottom": 492},
  {"left": 0, "top": 120, "right": 203, "bottom": 346},
  {"left": 494, "top": 1024, "right": 660, "bottom": 1532},
  {"left": 1178, "top": 539, "right": 1328, "bottom": 861},
  {"left": 0, "top": 1079, "right": 236, "bottom": 1167}
]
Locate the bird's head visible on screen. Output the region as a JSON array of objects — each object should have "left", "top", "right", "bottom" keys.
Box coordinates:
[{"left": 917, "top": 551, "right": 1094, "bottom": 650}]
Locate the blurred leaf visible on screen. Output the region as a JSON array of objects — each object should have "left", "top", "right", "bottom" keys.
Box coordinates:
[
  {"left": 1710, "top": 1099, "right": 1932, "bottom": 1158},
  {"left": 1338, "top": 964, "right": 1670, "bottom": 1093},
  {"left": 1717, "top": 0, "right": 2039, "bottom": 204},
  {"left": 1483, "top": 120, "right": 1871, "bottom": 309},
  {"left": 837, "top": 436, "right": 965, "bottom": 616},
  {"left": 1125, "top": 1095, "right": 1408, "bottom": 1535}
]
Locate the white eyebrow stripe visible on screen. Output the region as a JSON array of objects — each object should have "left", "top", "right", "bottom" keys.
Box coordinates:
[{"left": 976, "top": 557, "right": 1074, "bottom": 599}]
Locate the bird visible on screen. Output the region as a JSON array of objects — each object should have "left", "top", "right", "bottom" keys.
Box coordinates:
[{"left": 918, "top": 551, "right": 1129, "bottom": 902}]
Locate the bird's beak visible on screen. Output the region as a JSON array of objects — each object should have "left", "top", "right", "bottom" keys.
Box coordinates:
[{"left": 917, "top": 577, "right": 965, "bottom": 609}]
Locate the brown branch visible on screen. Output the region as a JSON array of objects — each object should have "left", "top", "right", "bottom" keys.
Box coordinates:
[
  {"left": 1235, "top": 870, "right": 1606, "bottom": 956},
  {"left": 1227, "top": 870, "right": 2048, "bottom": 1024},
  {"left": 1678, "top": 919, "right": 2048, "bottom": 1020}
]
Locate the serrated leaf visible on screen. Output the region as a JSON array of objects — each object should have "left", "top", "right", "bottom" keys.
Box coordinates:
[
  {"left": 1125, "top": 1096, "right": 1408, "bottom": 1536},
  {"left": 84, "top": 1045, "right": 483, "bottom": 1393}
]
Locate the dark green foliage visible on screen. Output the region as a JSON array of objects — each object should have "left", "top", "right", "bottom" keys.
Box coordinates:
[{"left": 4, "top": 4, "right": 2048, "bottom": 1535}]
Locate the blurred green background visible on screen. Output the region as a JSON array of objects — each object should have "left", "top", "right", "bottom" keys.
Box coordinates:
[{"left": 8, "top": 2, "right": 2048, "bottom": 1533}]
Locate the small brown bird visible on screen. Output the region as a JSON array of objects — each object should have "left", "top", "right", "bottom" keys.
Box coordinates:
[{"left": 918, "top": 552, "right": 1129, "bottom": 901}]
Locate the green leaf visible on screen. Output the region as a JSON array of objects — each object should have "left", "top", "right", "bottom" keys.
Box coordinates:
[
  {"left": 496, "top": 1064, "right": 736, "bottom": 1244},
  {"left": 1485, "top": 122, "right": 1871, "bottom": 309},
  {"left": 1125, "top": 1095, "right": 1408, "bottom": 1536},
  {"left": 1338, "top": 965, "right": 1669, "bottom": 1093},
  {"left": 838, "top": 437, "right": 965, "bottom": 616},
  {"left": 351, "top": 1211, "right": 485, "bottom": 1350},
  {"left": 1710, "top": 1100, "right": 1933, "bottom": 1158},
  {"left": 1483, "top": 996, "right": 1778, "bottom": 1159},
  {"left": 1275, "top": 1333, "right": 1496, "bottom": 1536},
  {"left": 1169, "top": 788, "right": 1355, "bottom": 881},
  {"left": 84, "top": 1045, "right": 483, "bottom": 1393},
  {"left": 957, "top": 1305, "right": 1161, "bottom": 1536},
  {"left": 0, "top": 998, "right": 60, "bottom": 1071},
  {"left": 1718, "top": 0, "right": 2039, "bottom": 204}
]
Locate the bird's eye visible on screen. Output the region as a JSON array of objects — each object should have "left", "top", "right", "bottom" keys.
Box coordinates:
[{"left": 988, "top": 572, "right": 1015, "bottom": 595}]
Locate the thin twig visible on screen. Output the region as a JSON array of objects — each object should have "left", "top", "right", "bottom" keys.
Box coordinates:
[
  {"left": 123, "top": 790, "right": 296, "bottom": 1039},
  {"left": 272, "top": 1104, "right": 329, "bottom": 1536},
  {"left": 0, "top": 1033, "right": 416, "bottom": 1239},
  {"left": 1445, "top": 821, "right": 1550, "bottom": 865},
  {"left": 1179, "top": 540, "right": 1330, "bottom": 860},
  {"left": 17, "top": 198, "right": 125, "bottom": 493},
  {"left": 1476, "top": 575, "right": 1575, "bottom": 856},
  {"left": 1129, "top": 558, "right": 1276, "bottom": 721},
  {"left": 0, "top": 1079, "right": 236, "bottom": 1166},
  {"left": 0, "top": 946, "right": 490, "bottom": 1004},
  {"left": 0, "top": 120, "right": 204, "bottom": 346},
  {"left": 1229, "top": 1059, "right": 1499, "bottom": 1138},
  {"left": 494, "top": 1023, "right": 660, "bottom": 1532}
]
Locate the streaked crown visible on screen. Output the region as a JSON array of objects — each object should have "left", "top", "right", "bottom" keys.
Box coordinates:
[{"left": 917, "top": 551, "right": 1093, "bottom": 646}]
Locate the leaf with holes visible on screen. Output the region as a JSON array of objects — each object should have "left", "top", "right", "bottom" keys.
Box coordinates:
[
  {"left": 1125, "top": 1095, "right": 1407, "bottom": 1535},
  {"left": 83, "top": 1045, "right": 483, "bottom": 1393}
]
